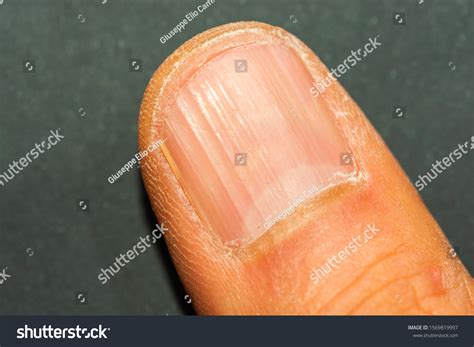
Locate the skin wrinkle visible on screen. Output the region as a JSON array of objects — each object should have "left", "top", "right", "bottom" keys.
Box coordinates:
[
  {"left": 447, "top": 271, "right": 474, "bottom": 314},
  {"left": 346, "top": 269, "right": 428, "bottom": 314},
  {"left": 317, "top": 246, "right": 408, "bottom": 313},
  {"left": 417, "top": 290, "right": 450, "bottom": 315},
  {"left": 462, "top": 277, "right": 474, "bottom": 308},
  {"left": 408, "top": 283, "right": 432, "bottom": 315}
]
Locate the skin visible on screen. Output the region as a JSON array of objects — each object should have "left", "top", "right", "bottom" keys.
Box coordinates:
[{"left": 138, "top": 22, "right": 473, "bottom": 315}]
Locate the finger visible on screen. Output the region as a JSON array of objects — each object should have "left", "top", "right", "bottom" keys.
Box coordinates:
[{"left": 138, "top": 21, "right": 473, "bottom": 315}]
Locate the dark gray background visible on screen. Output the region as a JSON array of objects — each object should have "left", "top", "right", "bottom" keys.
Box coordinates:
[{"left": 0, "top": 0, "right": 472, "bottom": 315}]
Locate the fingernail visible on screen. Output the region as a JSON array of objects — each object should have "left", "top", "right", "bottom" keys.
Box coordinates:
[{"left": 163, "top": 42, "right": 356, "bottom": 246}]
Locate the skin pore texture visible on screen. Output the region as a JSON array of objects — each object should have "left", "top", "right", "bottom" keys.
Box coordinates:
[{"left": 138, "top": 21, "right": 473, "bottom": 315}]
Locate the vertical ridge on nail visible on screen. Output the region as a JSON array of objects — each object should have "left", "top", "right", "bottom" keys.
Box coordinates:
[{"left": 163, "top": 43, "right": 356, "bottom": 245}]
